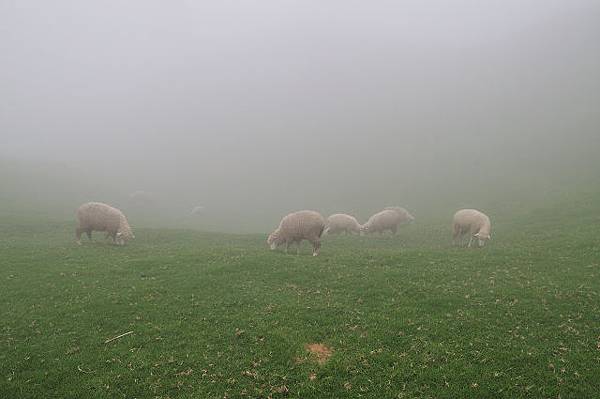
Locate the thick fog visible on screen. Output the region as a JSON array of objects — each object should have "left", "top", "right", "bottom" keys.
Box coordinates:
[{"left": 1, "top": 1, "right": 599, "bottom": 231}]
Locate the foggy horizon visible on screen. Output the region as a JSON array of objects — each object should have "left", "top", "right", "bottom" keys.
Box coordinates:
[{"left": 2, "top": 0, "right": 599, "bottom": 231}]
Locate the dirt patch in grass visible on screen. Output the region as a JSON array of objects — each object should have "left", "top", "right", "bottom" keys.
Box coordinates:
[{"left": 305, "top": 343, "right": 333, "bottom": 364}]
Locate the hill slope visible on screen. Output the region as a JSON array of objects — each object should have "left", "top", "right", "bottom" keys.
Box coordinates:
[{"left": 0, "top": 196, "right": 599, "bottom": 398}]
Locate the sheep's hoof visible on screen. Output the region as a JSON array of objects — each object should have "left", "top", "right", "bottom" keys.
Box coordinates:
[{"left": 312, "top": 253, "right": 318, "bottom": 257}]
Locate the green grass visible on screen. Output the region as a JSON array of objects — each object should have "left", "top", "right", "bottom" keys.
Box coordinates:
[{"left": 1, "top": 201, "right": 600, "bottom": 398}]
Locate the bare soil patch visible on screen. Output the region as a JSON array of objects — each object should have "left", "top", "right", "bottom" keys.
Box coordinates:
[{"left": 304, "top": 343, "right": 333, "bottom": 365}]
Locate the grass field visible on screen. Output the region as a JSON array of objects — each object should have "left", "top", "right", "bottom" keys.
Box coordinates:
[{"left": 1, "top": 197, "right": 600, "bottom": 398}]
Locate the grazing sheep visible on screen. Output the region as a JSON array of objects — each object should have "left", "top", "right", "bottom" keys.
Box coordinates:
[
  {"left": 361, "top": 209, "right": 403, "bottom": 235},
  {"left": 324, "top": 213, "right": 362, "bottom": 235},
  {"left": 76, "top": 202, "right": 134, "bottom": 246},
  {"left": 267, "top": 210, "right": 326, "bottom": 256},
  {"left": 452, "top": 209, "right": 491, "bottom": 247},
  {"left": 383, "top": 206, "right": 415, "bottom": 224}
]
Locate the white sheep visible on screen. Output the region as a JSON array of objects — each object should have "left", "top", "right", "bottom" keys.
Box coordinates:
[
  {"left": 267, "top": 210, "right": 326, "bottom": 256},
  {"left": 361, "top": 209, "right": 404, "bottom": 235},
  {"left": 324, "top": 213, "right": 362, "bottom": 235},
  {"left": 190, "top": 205, "right": 206, "bottom": 216},
  {"left": 383, "top": 206, "right": 415, "bottom": 224},
  {"left": 452, "top": 209, "right": 491, "bottom": 247},
  {"left": 76, "top": 202, "right": 134, "bottom": 245}
]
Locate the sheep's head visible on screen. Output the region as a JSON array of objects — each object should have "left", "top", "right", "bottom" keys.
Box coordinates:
[
  {"left": 474, "top": 232, "right": 490, "bottom": 247},
  {"left": 116, "top": 229, "right": 135, "bottom": 246},
  {"left": 359, "top": 224, "right": 368, "bottom": 236},
  {"left": 267, "top": 231, "right": 282, "bottom": 250},
  {"left": 115, "top": 232, "right": 126, "bottom": 246}
]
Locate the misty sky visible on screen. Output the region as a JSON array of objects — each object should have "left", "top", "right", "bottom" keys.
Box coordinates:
[{"left": 1, "top": 1, "right": 599, "bottom": 221}]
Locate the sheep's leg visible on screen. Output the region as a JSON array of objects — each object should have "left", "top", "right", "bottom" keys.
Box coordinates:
[
  {"left": 391, "top": 225, "right": 398, "bottom": 235},
  {"left": 452, "top": 226, "right": 461, "bottom": 246},
  {"left": 86, "top": 230, "right": 93, "bottom": 241},
  {"left": 468, "top": 236, "right": 474, "bottom": 248},
  {"left": 312, "top": 239, "right": 321, "bottom": 256},
  {"left": 75, "top": 227, "right": 84, "bottom": 245},
  {"left": 285, "top": 241, "right": 290, "bottom": 254}
]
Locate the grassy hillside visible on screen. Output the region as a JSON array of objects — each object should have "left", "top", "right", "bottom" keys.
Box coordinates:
[{"left": 1, "top": 196, "right": 599, "bottom": 398}]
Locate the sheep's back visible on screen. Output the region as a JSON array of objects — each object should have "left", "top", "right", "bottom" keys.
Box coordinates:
[
  {"left": 77, "top": 202, "right": 124, "bottom": 232},
  {"left": 279, "top": 210, "right": 325, "bottom": 239},
  {"left": 366, "top": 210, "right": 401, "bottom": 229},
  {"left": 453, "top": 209, "right": 490, "bottom": 230},
  {"left": 384, "top": 206, "right": 414, "bottom": 223},
  {"left": 327, "top": 214, "right": 360, "bottom": 230}
]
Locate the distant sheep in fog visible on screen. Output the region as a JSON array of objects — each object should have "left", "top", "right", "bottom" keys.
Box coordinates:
[
  {"left": 324, "top": 213, "right": 362, "bottom": 235},
  {"left": 76, "top": 202, "right": 134, "bottom": 246},
  {"left": 267, "top": 210, "right": 326, "bottom": 256},
  {"left": 452, "top": 209, "right": 491, "bottom": 247},
  {"left": 190, "top": 205, "right": 206, "bottom": 215},
  {"left": 361, "top": 210, "right": 404, "bottom": 235}
]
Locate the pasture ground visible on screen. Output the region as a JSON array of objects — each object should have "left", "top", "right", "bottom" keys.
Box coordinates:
[{"left": 1, "top": 200, "right": 600, "bottom": 398}]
